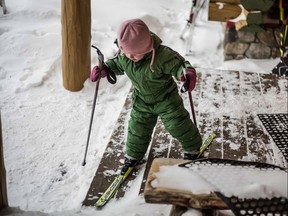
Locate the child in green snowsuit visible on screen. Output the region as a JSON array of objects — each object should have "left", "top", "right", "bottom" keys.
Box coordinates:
[{"left": 91, "top": 19, "right": 202, "bottom": 172}]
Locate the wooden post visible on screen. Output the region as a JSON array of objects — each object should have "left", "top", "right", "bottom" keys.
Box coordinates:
[
  {"left": 0, "top": 113, "right": 8, "bottom": 209},
  {"left": 208, "top": 2, "right": 242, "bottom": 22},
  {"left": 61, "top": 0, "right": 91, "bottom": 91}
]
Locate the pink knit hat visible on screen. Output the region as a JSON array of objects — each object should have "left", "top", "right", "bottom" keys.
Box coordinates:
[{"left": 118, "top": 19, "right": 155, "bottom": 71}]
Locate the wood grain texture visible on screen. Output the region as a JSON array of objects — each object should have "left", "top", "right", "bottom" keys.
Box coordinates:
[{"left": 61, "top": 0, "right": 91, "bottom": 91}]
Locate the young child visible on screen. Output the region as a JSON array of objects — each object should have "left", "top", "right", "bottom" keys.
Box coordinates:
[{"left": 91, "top": 18, "right": 202, "bottom": 174}]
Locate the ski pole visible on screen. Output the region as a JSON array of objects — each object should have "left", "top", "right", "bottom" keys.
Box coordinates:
[
  {"left": 188, "top": 91, "right": 197, "bottom": 127},
  {"left": 82, "top": 46, "right": 104, "bottom": 166},
  {"left": 180, "top": 0, "right": 197, "bottom": 40},
  {"left": 181, "top": 66, "right": 197, "bottom": 127}
]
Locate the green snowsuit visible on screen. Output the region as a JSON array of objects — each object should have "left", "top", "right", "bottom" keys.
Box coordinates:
[{"left": 105, "top": 33, "right": 202, "bottom": 160}]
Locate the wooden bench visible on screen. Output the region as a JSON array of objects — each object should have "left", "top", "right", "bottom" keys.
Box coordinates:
[{"left": 144, "top": 158, "right": 227, "bottom": 215}]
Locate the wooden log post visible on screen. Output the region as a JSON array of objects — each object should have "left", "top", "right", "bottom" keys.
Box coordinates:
[
  {"left": 208, "top": 1, "right": 242, "bottom": 22},
  {"left": 61, "top": 0, "right": 91, "bottom": 91},
  {"left": 0, "top": 113, "right": 8, "bottom": 209}
]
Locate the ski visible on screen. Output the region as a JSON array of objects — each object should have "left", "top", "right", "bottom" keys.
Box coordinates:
[
  {"left": 197, "top": 133, "right": 215, "bottom": 158},
  {"left": 95, "top": 166, "right": 134, "bottom": 207}
]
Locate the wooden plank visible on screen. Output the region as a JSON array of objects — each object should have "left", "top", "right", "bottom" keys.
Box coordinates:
[
  {"left": 222, "top": 116, "right": 247, "bottom": 159},
  {"left": 246, "top": 114, "right": 273, "bottom": 162},
  {"left": 198, "top": 70, "right": 223, "bottom": 158},
  {"left": 208, "top": 2, "right": 242, "bottom": 22},
  {"left": 239, "top": 72, "right": 274, "bottom": 163},
  {"left": 221, "top": 71, "right": 248, "bottom": 160},
  {"left": 82, "top": 91, "right": 132, "bottom": 206},
  {"left": 0, "top": 113, "right": 8, "bottom": 209},
  {"left": 144, "top": 158, "right": 227, "bottom": 209}
]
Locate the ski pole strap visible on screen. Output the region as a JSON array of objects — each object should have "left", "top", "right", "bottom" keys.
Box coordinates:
[
  {"left": 181, "top": 66, "right": 188, "bottom": 93},
  {"left": 180, "top": 64, "right": 194, "bottom": 93},
  {"left": 92, "top": 45, "right": 117, "bottom": 84},
  {"left": 180, "top": 76, "right": 190, "bottom": 93},
  {"left": 105, "top": 65, "right": 117, "bottom": 84}
]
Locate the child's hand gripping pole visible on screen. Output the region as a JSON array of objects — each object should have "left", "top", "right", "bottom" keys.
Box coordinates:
[
  {"left": 90, "top": 45, "right": 116, "bottom": 84},
  {"left": 92, "top": 45, "right": 104, "bottom": 70},
  {"left": 181, "top": 66, "right": 197, "bottom": 127}
]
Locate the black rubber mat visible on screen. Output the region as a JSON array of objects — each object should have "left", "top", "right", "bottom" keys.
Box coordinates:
[
  {"left": 257, "top": 113, "right": 288, "bottom": 162},
  {"left": 179, "top": 158, "right": 288, "bottom": 216},
  {"left": 215, "top": 192, "right": 288, "bottom": 216},
  {"left": 179, "top": 158, "right": 286, "bottom": 170}
]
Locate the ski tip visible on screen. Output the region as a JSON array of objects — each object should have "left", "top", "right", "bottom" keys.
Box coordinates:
[
  {"left": 95, "top": 200, "right": 105, "bottom": 208},
  {"left": 209, "top": 133, "right": 216, "bottom": 138}
]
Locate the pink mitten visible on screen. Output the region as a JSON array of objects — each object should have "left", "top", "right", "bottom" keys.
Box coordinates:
[
  {"left": 180, "top": 69, "right": 197, "bottom": 92},
  {"left": 90, "top": 66, "right": 107, "bottom": 82}
]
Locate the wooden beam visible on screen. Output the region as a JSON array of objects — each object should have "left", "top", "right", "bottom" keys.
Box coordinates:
[
  {"left": 61, "top": 0, "right": 91, "bottom": 91},
  {"left": 208, "top": 2, "right": 242, "bottom": 22},
  {"left": 0, "top": 113, "right": 8, "bottom": 209}
]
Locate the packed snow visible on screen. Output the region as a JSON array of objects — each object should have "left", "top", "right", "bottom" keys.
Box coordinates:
[{"left": 0, "top": 0, "right": 286, "bottom": 215}]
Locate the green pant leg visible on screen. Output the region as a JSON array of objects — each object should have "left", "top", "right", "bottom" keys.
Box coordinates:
[
  {"left": 156, "top": 92, "right": 202, "bottom": 152},
  {"left": 125, "top": 97, "right": 158, "bottom": 160}
]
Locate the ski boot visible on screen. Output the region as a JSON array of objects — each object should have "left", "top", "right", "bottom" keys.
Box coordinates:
[
  {"left": 120, "top": 156, "right": 138, "bottom": 175},
  {"left": 183, "top": 150, "right": 200, "bottom": 160}
]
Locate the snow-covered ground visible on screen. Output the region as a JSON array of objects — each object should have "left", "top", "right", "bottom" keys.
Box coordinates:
[{"left": 0, "top": 0, "right": 285, "bottom": 215}]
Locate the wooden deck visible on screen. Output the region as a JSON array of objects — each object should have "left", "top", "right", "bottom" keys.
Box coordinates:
[
  {"left": 189, "top": 69, "right": 287, "bottom": 166},
  {"left": 82, "top": 69, "right": 287, "bottom": 207}
]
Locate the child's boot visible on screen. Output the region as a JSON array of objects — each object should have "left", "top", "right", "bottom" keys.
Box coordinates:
[
  {"left": 183, "top": 150, "right": 200, "bottom": 160},
  {"left": 121, "top": 156, "right": 138, "bottom": 175}
]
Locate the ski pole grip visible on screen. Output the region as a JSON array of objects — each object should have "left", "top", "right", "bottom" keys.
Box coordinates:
[
  {"left": 98, "top": 56, "right": 104, "bottom": 71},
  {"left": 181, "top": 66, "right": 189, "bottom": 93},
  {"left": 92, "top": 45, "right": 104, "bottom": 70},
  {"left": 91, "top": 45, "right": 117, "bottom": 84}
]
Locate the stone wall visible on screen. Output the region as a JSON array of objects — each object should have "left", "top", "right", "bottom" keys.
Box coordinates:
[{"left": 224, "top": 25, "right": 281, "bottom": 60}]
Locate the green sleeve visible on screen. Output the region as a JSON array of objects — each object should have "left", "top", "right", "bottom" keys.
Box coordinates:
[
  {"left": 160, "top": 46, "right": 194, "bottom": 80},
  {"left": 105, "top": 53, "right": 125, "bottom": 75}
]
